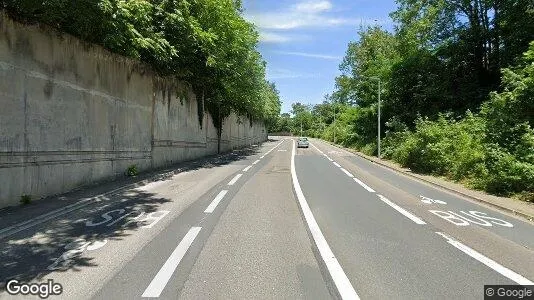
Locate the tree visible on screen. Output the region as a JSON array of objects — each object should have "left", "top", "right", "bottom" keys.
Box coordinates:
[{"left": 3, "top": 0, "right": 281, "bottom": 153}]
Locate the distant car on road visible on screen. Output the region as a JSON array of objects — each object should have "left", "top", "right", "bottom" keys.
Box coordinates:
[{"left": 297, "top": 137, "right": 309, "bottom": 148}]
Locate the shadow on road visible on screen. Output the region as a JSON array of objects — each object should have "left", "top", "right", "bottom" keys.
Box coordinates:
[{"left": 0, "top": 143, "right": 268, "bottom": 289}]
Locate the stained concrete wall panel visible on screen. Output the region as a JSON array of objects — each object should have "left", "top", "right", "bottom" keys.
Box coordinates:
[
  {"left": 0, "top": 15, "right": 266, "bottom": 207},
  {"left": 0, "top": 67, "right": 26, "bottom": 152}
]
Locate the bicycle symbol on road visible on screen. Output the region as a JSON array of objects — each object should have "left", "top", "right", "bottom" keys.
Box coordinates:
[{"left": 420, "top": 195, "right": 447, "bottom": 205}]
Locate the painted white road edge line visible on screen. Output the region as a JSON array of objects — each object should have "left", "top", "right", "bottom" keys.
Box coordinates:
[
  {"left": 242, "top": 165, "right": 252, "bottom": 172},
  {"left": 436, "top": 232, "right": 534, "bottom": 285},
  {"left": 252, "top": 160, "right": 260, "bottom": 165},
  {"left": 228, "top": 174, "right": 243, "bottom": 186},
  {"left": 142, "top": 226, "right": 202, "bottom": 298},
  {"left": 333, "top": 162, "right": 341, "bottom": 168},
  {"left": 291, "top": 140, "right": 360, "bottom": 300},
  {"left": 204, "top": 190, "right": 228, "bottom": 213},
  {"left": 377, "top": 194, "right": 426, "bottom": 225},
  {"left": 340, "top": 168, "right": 354, "bottom": 178},
  {"left": 352, "top": 178, "right": 376, "bottom": 193}
]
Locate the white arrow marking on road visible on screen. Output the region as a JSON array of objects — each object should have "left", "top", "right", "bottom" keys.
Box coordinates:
[
  {"left": 436, "top": 232, "right": 534, "bottom": 285},
  {"left": 142, "top": 227, "right": 202, "bottom": 298},
  {"left": 86, "top": 239, "right": 108, "bottom": 251},
  {"left": 420, "top": 195, "right": 447, "bottom": 205}
]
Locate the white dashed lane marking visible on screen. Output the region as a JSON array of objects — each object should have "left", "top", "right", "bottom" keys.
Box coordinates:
[
  {"left": 353, "top": 177, "right": 376, "bottom": 193},
  {"left": 204, "top": 190, "right": 228, "bottom": 213},
  {"left": 142, "top": 227, "right": 202, "bottom": 298},
  {"left": 291, "top": 140, "right": 360, "bottom": 300},
  {"left": 436, "top": 232, "right": 534, "bottom": 285},
  {"left": 377, "top": 194, "right": 426, "bottom": 225},
  {"left": 340, "top": 168, "right": 354, "bottom": 178},
  {"left": 227, "top": 174, "right": 242, "bottom": 186}
]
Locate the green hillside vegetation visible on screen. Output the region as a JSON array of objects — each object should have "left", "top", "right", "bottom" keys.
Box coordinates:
[
  {"left": 3, "top": 0, "right": 281, "bottom": 134},
  {"left": 271, "top": 0, "right": 534, "bottom": 201}
]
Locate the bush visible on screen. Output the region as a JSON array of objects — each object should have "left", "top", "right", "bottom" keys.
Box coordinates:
[
  {"left": 481, "top": 146, "right": 534, "bottom": 195},
  {"left": 384, "top": 114, "right": 486, "bottom": 179},
  {"left": 126, "top": 165, "right": 138, "bottom": 177},
  {"left": 20, "top": 194, "right": 31, "bottom": 205},
  {"left": 383, "top": 110, "right": 534, "bottom": 197}
]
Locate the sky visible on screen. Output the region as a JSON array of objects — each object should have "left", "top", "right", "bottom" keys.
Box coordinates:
[{"left": 242, "top": 0, "right": 398, "bottom": 114}]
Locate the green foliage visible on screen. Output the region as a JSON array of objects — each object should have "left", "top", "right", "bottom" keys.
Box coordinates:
[
  {"left": 383, "top": 114, "right": 487, "bottom": 180},
  {"left": 301, "top": 1, "right": 534, "bottom": 199},
  {"left": 126, "top": 165, "right": 138, "bottom": 177},
  {"left": 20, "top": 194, "right": 31, "bottom": 205},
  {"left": 482, "top": 145, "right": 534, "bottom": 195},
  {"left": 482, "top": 41, "right": 534, "bottom": 161},
  {"left": 3, "top": 0, "right": 280, "bottom": 133}
]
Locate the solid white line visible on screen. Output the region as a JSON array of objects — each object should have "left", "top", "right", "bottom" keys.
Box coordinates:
[
  {"left": 340, "top": 168, "right": 354, "bottom": 178},
  {"left": 291, "top": 140, "right": 360, "bottom": 300},
  {"left": 352, "top": 178, "right": 376, "bottom": 193},
  {"left": 228, "top": 174, "right": 243, "bottom": 186},
  {"left": 142, "top": 227, "right": 202, "bottom": 297},
  {"left": 242, "top": 165, "right": 252, "bottom": 172},
  {"left": 260, "top": 155, "right": 265, "bottom": 159},
  {"left": 333, "top": 162, "right": 341, "bottom": 168},
  {"left": 252, "top": 160, "right": 260, "bottom": 165},
  {"left": 436, "top": 232, "right": 534, "bottom": 285},
  {"left": 326, "top": 157, "right": 334, "bottom": 162},
  {"left": 377, "top": 194, "right": 426, "bottom": 225},
  {"left": 204, "top": 190, "right": 228, "bottom": 213}
]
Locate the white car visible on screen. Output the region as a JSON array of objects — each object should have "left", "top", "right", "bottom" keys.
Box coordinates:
[{"left": 297, "top": 137, "right": 309, "bottom": 148}]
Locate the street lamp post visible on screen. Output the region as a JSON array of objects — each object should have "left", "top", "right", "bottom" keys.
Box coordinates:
[
  {"left": 357, "top": 76, "right": 381, "bottom": 158},
  {"left": 334, "top": 102, "right": 336, "bottom": 144},
  {"left": 377, "top": 79, "right": 381, "bottom": 159}
]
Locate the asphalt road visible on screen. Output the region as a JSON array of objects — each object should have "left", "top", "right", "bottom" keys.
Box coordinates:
[{"left": 0, "top": 137, "right": 532, "bottom": 299}]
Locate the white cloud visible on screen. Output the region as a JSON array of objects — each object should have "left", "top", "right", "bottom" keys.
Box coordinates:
[
  {"left": 245, "top": 0, "right": 374, "bottom": 31},
  {"left": 259, "top": 32, "right": 311, "bottom": 44},
  {"left": 266, "top": 68, "right": 318, "bottom": 80},
  {"left": 260, "top": 32, "right": 292, "bottom": 43},
  {"left": 293, "top": 0, "right": 332, "bottom": 13},
  {"left": 273, "top": 51, "right": 342, "bottom": 60}
]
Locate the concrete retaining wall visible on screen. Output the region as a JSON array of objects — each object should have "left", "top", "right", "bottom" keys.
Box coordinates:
[{"left": 0, "top": 15, "right": 267, "bottom": 208}]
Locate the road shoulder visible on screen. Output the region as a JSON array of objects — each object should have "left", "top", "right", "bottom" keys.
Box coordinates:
[{"left": 317, "top": 139, "right": 534, "bottom": 221}]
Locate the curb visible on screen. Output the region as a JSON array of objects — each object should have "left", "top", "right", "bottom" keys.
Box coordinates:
[{"left": 319, "top": 140, "right": 534, "bottom": 222}]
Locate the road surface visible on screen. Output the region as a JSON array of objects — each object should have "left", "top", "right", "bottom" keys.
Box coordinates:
[{"left": 0, "top": 137, "right": 532, "bottom": 299}]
